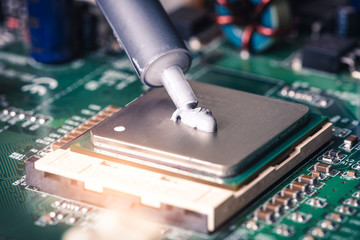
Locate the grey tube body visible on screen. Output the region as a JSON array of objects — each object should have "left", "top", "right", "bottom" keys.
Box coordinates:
[
  {"left": 96, "top": 0, "right": 191, "bottom": 87},
  {"left": 96, "top": 0, "right": 217, "bottom": 132}
]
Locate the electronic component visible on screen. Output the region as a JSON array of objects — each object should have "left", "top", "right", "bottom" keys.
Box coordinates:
[
  {"left": 26, "top": 113, "right": 331, "bottom": 233},
  {"left": 27, "top": 149, "right": 233, "bottom": 233},
  {"left": 279, "top": 86, "right": 333, "bottom": 109},
  {"left": 314, "top": 162, "right": 332, "bottom": 174},
  {"left": 52, "top": 200, "right": 91, "bottom": 214},
  {"left": 302, "top": 235, "right": 315, "bottom": 240},
  {"left": 354, "top": 191, "right": 360, "bottom": 198},
  {"left": 290, "top": 181, "right": 310, "bottom": 193},
  {"left": 1, "top": 108, "right": 51, "bottom": 125},
  {"left": 344, "top": 198, "right": 360, "bottom": 207},
  {"left": 336, "top": 205, "right": 357, "bottom": 215},
  {"left": 170, "top": 6, "right": 212, "bottom": 41},
  {"left": 343, "top": 134, "right": 359, "bottom": 152},
  {"left": 294, "top": 0, "right": 337, "bottom": 31},
  {"left": 326, "top": 212, "right": 344, "bottom": 222},
  {"left": 254, "top": 210, "right": 275, "bottom": 223},
  {"left": 272, "top": 196, "right": 293, "bottom": 208},
  {"left": 75, "top": 2, "right": 99, "bottom": 51},
  {"left": 0, "top": 1, "right": 3, "bottom": 24},
  {"left": 281, "top": 188, "right": 301, "bottom": 200},
  {"left": 27, "top": 0, "right": 74, "bottom": 63},
  {"left": 298, "top": 174, "right": 318, "bottom": 186},
  {"left": 262, "top": 203, "right": 284, "bottom": 216},
  {"left": 322, "top": 149, "right": 344, "bottom": 163},
  {"left": 170, "top": 6, "right": 221, "bottom": 51},
  {"left": 26, "top": 81, "right": 332, "bottom": 233},
  {"left": 275, "top": 225, "right": 295, "bottom": 237},
  {"left": 90, "top": 81, "right": 310, "bottom": 177},
  {"left": 26, "top": 146, "right": 313, "bottom": 233},
  {"left": 36, "top": 198, "right": 92, "bottom": 227},
  {"left": 312, "top": 171, "right": 323, "bottom": 179},
  {"left": 310, "top": 227, "right": 326, "bottom": 237},
  {"left": 344, "top": 170, "right": 358, "bottom": 178},
  {"left": 308, "top": 197, "right": 327, "bottom": 208},
  {"left": 333, "top": 127, "right": 352, "bottom": 138},
  {"left": 320, "top": 220, "right": 337, "bottom": 230},
  {"left": 188, "top": 24, "right": 222, "bottom": 51},
  {"left": 336, "top": 6, "right": 359, "bottom": 37},
  {"left": 302, "top": 34, "right": 357, "bottom": 73},
  {"left": 245, "top": 220, "right": 259, "bottom": 230},
  {"left": 290, "top": 212, "right": 311, "bottom": 223},
  {"left": 216, "top": 0, "right": 292, "bottom": 52}
]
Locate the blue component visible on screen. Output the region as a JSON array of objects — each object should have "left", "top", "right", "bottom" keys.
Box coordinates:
[
  {"left": 216, "top": 0, "right": 276, "bottom": 52},
  {"left": 27, "top": 0, "right": 74, "bottom": 63},
  {"left": 336, "top": 6, "right": 359, "bottom": 37}
]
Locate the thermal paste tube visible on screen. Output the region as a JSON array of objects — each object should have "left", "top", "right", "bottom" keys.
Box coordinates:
[
  {"left": 97, "top": 0, "right": 217, "bottom": 132},
  {"left": 27, "top": 0, "right": 74, "bottom": 63},
  {"left": 96, "top": 0, "right": 198, "bottom": 109}
]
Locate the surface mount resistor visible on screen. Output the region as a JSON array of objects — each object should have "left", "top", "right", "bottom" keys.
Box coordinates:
[
  {"left": 320, "top": 220, "right": 337, "bottom": 230},
  {"left": 354, "top": 191, "right": 360, "bottom": 198},
  {"left": 281, "top": 188, "right": 301, "bottom": 200},
  {"left": 314, "top": 162, "right": 332, "bottom": 174},
  {"left": 312, "top": 171, "right": 322, "bottom": 178},
  {"left": 344, "top": 135, "right": 359, "bottom": 152},
  {"left": 290, "top": 181, "right": 310, "bottom": 193},
  {"left": 245, "top": 220, "right": 259, "bottom": 230},
  {"left": 308, "top": 197, "right": 327, "bottom": 208},
  {"left": 310, "top": 227, "right": 326, "bottom": 237},
  {"left": 337, "top": 205, "right": 356, "bottom": 215},
  {"left": 346, "top": 170, "right": 357, "bottom": 178},
  {"left": 344, "top": 198, "right": 360, "bottom": 207},
  {"left": 254, "top": 210, "right": 275, "bottom": 223},
  {"left": 298, "top": 174, "right": 318, "bottom": 186},
  {"left": 272, "top": 195, "right": 293, "bottom": 207},
  {"left": 262, "top": 203, "right": 284, "bottom": 215},
  {"left": 290, "top": 212, "right": 309, "bottom": 223},
  {"left": 327, "top": 212, "right": 344, "bottom": 222}
]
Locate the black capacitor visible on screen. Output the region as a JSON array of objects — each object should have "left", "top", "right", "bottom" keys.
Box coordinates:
[
  {"left": 336, "top": 6, "right": 360, "bottom": 37},
  {"left": 0, "top": 0, "right": 3, "bottom": 24},
  {"left": 75, "top": 3, "right": 98, "bottom": 51},
  {"left": 169, "top": 6, "right": 212, "bottom": 41}
]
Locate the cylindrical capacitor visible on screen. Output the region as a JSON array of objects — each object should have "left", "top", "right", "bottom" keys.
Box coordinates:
[
  {"left": 0, "top": 1, "right": 4, "bottom": 25},
  {"left": 96, "top": 0, "right": 192, "bottom": 87},
  {"left": 27, "top": 0, "right": 74, "bottom": 63},
  {"left": 76, "top": 2, "right": 98, "bottom": 51}
]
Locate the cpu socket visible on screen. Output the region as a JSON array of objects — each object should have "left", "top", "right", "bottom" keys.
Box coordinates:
[{"left": 27, "top": 81, "right": 332, "bottom": 233}]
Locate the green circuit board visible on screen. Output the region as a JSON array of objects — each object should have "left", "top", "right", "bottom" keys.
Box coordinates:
[{"left": 1, "top": 29, "right": 360, "bottom": 240}]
